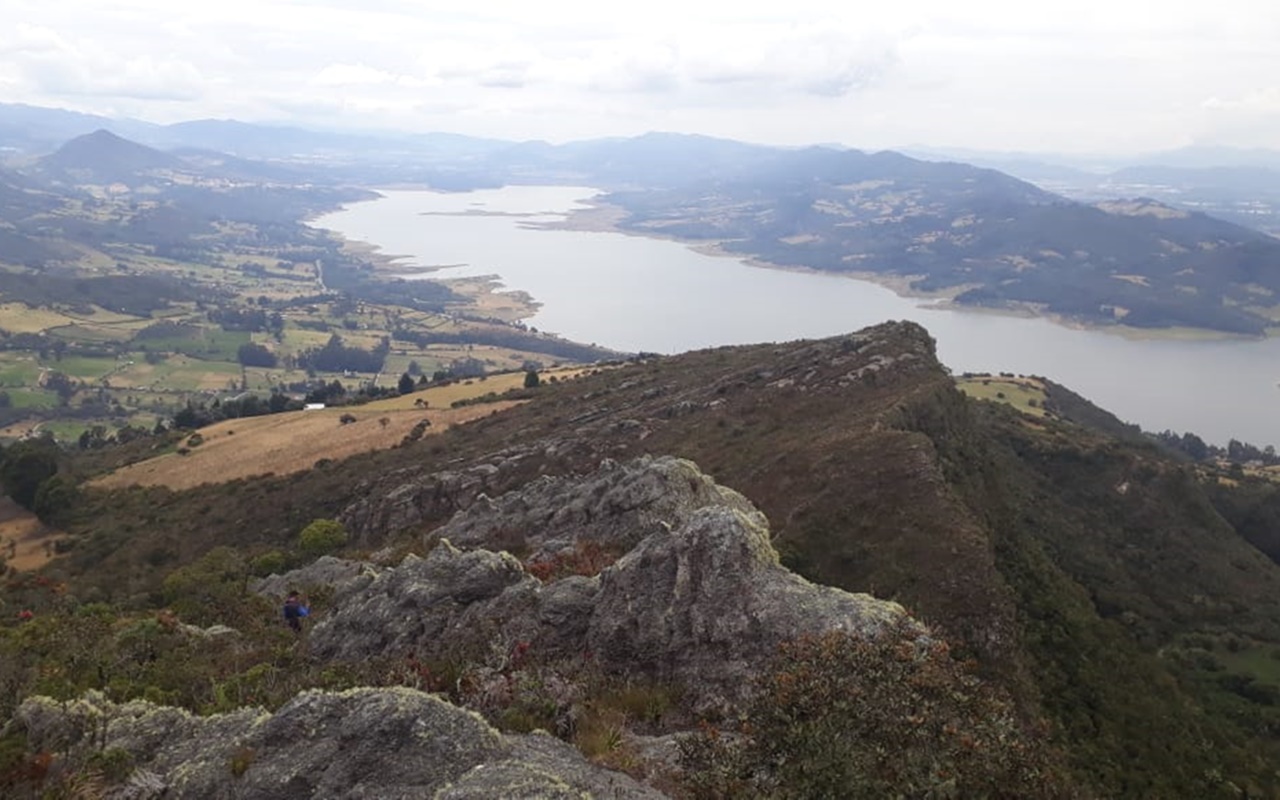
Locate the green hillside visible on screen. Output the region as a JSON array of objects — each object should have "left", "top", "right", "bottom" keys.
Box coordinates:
[{"left": 4, "top": 322, "right": 1279, "bottom": 796}]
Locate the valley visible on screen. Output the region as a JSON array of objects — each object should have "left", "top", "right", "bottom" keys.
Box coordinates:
[{"left": 4, "top": 110, "right": 1280, "bottom": 798}]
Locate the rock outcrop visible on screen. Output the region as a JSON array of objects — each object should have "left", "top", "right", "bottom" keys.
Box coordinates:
[
  {"left": 15, "top": 687, "right": 663, "bottom": 799},
  {"left": 249, "top": 554, "right": 373, "bottom": 599},
  {"left": 431, "top": 455, "right": 767, "bottom": 562},
  {"left": 310, "top": 456, "right": 916, "bottom": 709}
]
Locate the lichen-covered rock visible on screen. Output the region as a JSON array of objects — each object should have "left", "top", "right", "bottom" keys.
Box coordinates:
[
  {"left": 339, "top": 451, "right": 547, "bottom": 546},
  {"left": 14, "top": 687, "right": 662, "bottom": 799},
  {"left": 249, "top": 554, "right": 375, "bottom": 599},
  {"left": 311, "top": 456, "right": 915, "bottom": 710},
  {"left": 309, "top": 541, "right": 565, "bottom": 662},
  {"left": 432, "top": 455, "right": 765, "bottom": 562},
  {"left": 587, "top": 506, "right": 911, "bottom": 708}
]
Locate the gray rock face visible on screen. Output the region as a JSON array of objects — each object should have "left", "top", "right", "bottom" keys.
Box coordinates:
[
  {"left": 587, "top": 505, "right": 909, "bottom": 702},
  {"left": 338, "top": 448, "right": 555, "bottom": 546},
  {"left": 432, "top": 455, "right": 766, "bottom": 562},
  {"left": 249, "top": 555, "right": 374, "bottom": 600},
  {"left": 311, "top": 456, "right": 914, "bottom": 709},
  {"left": 310, "top": 542, "right": 583, "bottom": 663},
  {"left": 15, "top": 687, "right": 663, "bottom": 799}
]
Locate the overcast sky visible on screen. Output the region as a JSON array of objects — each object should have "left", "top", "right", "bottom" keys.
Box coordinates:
[{"left": 1, "top": 0, "right": 1277, "bottom": 154}]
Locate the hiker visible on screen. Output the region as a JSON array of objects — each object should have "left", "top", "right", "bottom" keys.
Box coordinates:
[{"left": 283, "top": 591, "right": 310, "bottom": 633}]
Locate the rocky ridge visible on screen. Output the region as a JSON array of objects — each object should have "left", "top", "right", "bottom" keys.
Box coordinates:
[
  {"left": 16, "top": 687, "right": 663, "bottom": 799},
  {"left": 309, "top": 455, "right": 916, "bottom": 710},
  {"left": 16, "top": 454, "right": 918, "bottom": 798}
]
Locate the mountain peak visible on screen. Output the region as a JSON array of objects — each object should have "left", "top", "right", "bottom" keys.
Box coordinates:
[{"left": 40, "top": 128, "right": 185, "bottom": 183}]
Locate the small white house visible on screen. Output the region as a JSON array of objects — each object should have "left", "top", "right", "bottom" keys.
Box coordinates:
[{"left": 304, "top": 403, "right": 326, "bottom": 411}]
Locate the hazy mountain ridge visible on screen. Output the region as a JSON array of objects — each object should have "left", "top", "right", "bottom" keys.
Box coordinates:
[
  {"left": 6, "top": 105, "right": 1280, "bottom": 335},
  {"left": 587, "top": 145, "right": 1280, "bottom": 334}
]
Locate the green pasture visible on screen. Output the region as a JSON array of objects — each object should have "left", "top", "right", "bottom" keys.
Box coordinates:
[
  {"left": 0, "top": 356, "right": 41, "bottom": 386},
  {"left": 48, "top": 323, "right": 137, "bottom": 343},
  {"left": 6, "top": 387, "right": 57, "bottom": 409},
  {"left": 135, "top": 328, "right": 251, "bottom": 360},
  {"left": 116, "top": 354, "right": 243, "bottom": 392},
  {"left": 48, "top": 355, "right": 119, "bottom": 380}
]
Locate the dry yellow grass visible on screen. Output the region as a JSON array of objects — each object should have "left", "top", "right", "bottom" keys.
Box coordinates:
[
  {"left": 91, "top": 402, "right": 522, "bottom": 491},
  {"left": 364, "top": 366, "right": 592, "bottom": 411},
  {"left": 956, "top": 376, "right": 1049, "bottom": 418},
  {"left": 0, "top": 303, "right": 78, "bottom": 333},
  {"left": 0, "top": 497, "right": 65, "bottom": 571}
]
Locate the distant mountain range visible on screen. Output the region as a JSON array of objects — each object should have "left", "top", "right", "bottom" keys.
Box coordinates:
[{"left": 4, "top": 103, "right": 1280, "bottom": 335}]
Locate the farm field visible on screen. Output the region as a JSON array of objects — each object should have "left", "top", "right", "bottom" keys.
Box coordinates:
[
  {"left": 0, "top": 177, "right": 617, "bottom": 447},
  {"left": 956, "top": 375, "right": 1049, "bottom": 418},
  {"left": 91, "top": 400, "right": 522, "bottom": 491},
  {"left": 364, "top": 365, "right": 596, "bottom": 410},
  {"left": 0, "top": 303, "right": 81, "bottom": 333}
]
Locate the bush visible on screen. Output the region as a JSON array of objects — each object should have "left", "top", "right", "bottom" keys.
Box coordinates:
[
  {"left": 298, "top": 519, "right": 347, "bottom": 557},
  {"left": 162, "top": 547, "right": 250, "bottom": 626},
  {"left": 679, "top": 625, "right": 1068, "bottom": 799},
  {"left": 249, "top": 551, "right": 289, "bottom": 577}
]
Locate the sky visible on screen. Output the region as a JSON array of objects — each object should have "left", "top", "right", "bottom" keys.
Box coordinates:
[{"left": 1, "top": 0, "right": 1277, "bottom": 155}]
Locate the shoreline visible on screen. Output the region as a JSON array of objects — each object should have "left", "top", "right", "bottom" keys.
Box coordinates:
[
  {"left": 323, "top": 189, "right": 1260, "bottom": 344},
  {"left": 536, "top": 197, "right": 1257, "bottom": 344},
  {"left": 326, "top": 227, "right": 543, "bottom": 323}
]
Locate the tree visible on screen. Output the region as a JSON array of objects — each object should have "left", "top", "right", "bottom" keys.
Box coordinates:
[
  {"left": 523, "top": 370, "right": 540, "bottom": 389},
  {"left": 397, "top": 372, "right": 415, "bottom": 395},
  {"left": 32, "top": 475, "right": 78, "bottom": 525},
  {"left": 237, "top": 342, "right": 278, "bottom": 368},
  {"left": 43, "top": 371, "right": 77, "bottom": 405},
  {"left": 0, "top": 438, "right": 60, "bottom": 510},
  {"left": 162, "top": 546, "right": 250, "bottom": 626}
]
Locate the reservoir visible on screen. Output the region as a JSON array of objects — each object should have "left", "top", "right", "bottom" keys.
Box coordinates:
[{"left": 313, "top": 186, "right": 1280, "bottom": 447}]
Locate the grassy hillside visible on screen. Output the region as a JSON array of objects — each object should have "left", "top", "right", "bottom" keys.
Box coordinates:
[{"left": 6, "top": 322, "right": 1280, "bottom": 796}]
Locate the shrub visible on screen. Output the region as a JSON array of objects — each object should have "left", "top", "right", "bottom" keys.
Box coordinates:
[
  {"left": 249, "top": 551, "right": 289, "bottom": 577},
  {"left": 679, "top": 624, "right": 1068, "bottom": 799},
  {"left": 298, "top": 519, "right": 347, "bottom": 557},
  {"left": 162, "top": 547, "right": 249, "bottom": 626}
]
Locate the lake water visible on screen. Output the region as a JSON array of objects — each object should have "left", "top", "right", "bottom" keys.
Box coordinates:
[{"left": 313, "top": 186, "right": 1280, "bottom": 447}]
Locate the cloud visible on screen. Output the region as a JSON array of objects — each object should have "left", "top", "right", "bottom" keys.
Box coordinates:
[
  {"left": 0, "top": 0, "right": 1278, "bottom": 152},
  {"left": 0, "top": 22, "right": 205, "bottom": 102},
  {"left": 311, "top": 63, "right": 399, "bottom": 88}
]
